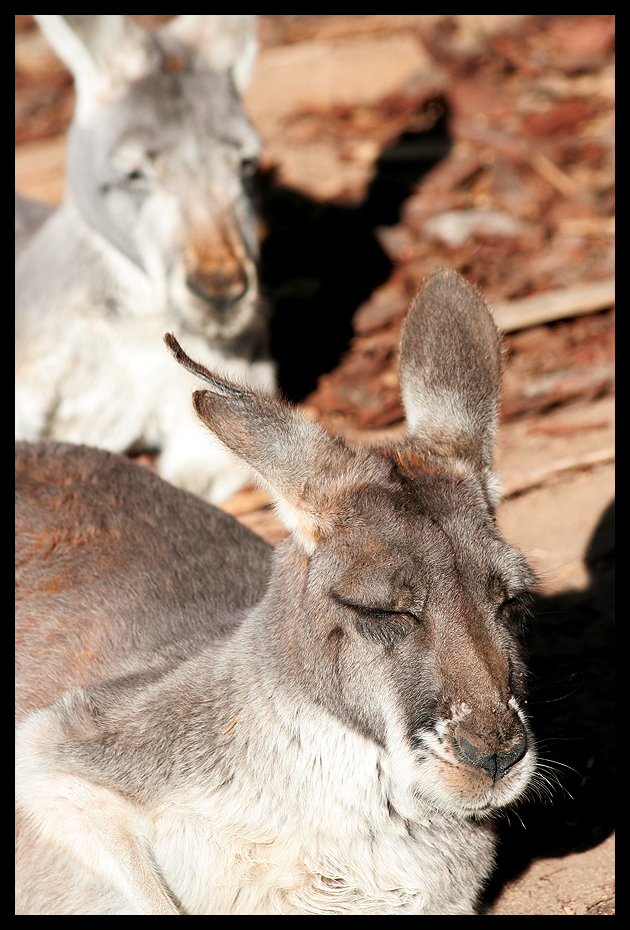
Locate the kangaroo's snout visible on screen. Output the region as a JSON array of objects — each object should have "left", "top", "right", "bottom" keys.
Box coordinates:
[
  {"left": 183, "top": 227, "right": 255, "bottom": 324},
  {"left": 186, "top": 267, "right": 249, "bottom": 310},
  {"left": 450, "top": 718, "right": 528, "bottom": 782}
]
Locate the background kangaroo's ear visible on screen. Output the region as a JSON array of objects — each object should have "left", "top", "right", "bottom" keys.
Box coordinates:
[
  {"left": 165, "top": 334, "right": 357, "bottom": 550},
  {"left": 34, "top": 15, "right": 157, "bottom": 119},
  {"left": 160, "top": 15, "right": 259, "bottom": 93},
  {"left": 399, "top": 268, "right": 503, "bottom": 501}
]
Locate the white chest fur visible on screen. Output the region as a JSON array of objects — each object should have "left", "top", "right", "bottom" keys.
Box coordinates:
[{"left": 150, "top": 717, "right": 495, "bottom": 915}]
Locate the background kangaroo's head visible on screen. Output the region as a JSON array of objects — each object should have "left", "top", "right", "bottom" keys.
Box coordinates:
[
  {"left": 36, "top": 15, "right": 262, "bottom": 342},
  {"left": 167, "top": 268, "right": 537, "bottom": 819}
]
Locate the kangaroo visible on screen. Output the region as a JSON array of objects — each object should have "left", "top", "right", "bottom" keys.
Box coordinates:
[
  {"left": 15, "top": 15, "right": 274, "bottom": 503},
  {"left": 15, "top": 269, "right": 538, "bottom": 914}
]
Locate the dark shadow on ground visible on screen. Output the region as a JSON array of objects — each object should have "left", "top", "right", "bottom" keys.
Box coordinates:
[
  {"left": 481, "top": 498, "right": 615, "bottom": 910},
  {"left": 258, "top": 99, "right": 452, "bottom": 403}
]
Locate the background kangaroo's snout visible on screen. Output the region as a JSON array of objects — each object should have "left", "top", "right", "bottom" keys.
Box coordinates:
[{"left": 185, "top": 227, "right": 252, "bottom": 315}]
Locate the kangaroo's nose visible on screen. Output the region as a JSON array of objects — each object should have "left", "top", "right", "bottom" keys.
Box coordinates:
[
  {"left": 186, "top": 267, "right": 248, "bottom": 310},
  {"left": 450, "top": 723, "right": 527, "bottom": 782}
]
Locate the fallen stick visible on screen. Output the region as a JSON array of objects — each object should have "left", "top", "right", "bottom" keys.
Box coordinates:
[
  {"left": 501, "top": 447, "right": 615, "bottom": 499},
  {"left": 493, "top": 277, "right": 615, "bottom": 333}
]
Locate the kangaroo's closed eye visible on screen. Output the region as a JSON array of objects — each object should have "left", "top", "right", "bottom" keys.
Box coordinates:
[
  {"left": 125, "top": 168, "right": 148, "bottom": 183},
  {"left": 499, "top": 592, "right": 533, "bottom": 626},
  {"left": 331, "top": 595, "right": 418, "bottom": 647},
  {"left": 350, "top": 603, "right": 419, "bottom": 625},
  {"left": 240, "top": 157, "right": 258, "bottom": 179},
  {"left": 353, "top": 617, "right": 412, "bottom": 647}
]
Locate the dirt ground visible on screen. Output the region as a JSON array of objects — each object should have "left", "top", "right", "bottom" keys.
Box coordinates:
[{"left": 15, "top": 15, "right": 614, "bottom": 915}]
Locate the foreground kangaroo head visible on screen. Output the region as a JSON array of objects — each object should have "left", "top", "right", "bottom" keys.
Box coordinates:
[
  {"left": 16, "top": 269, "right": 537, "bottom": 913},
  {"left": 165, "top": 266, "right": 537, "bottom": 816},
  {"left": 36, "top": 14, "right": 262, "bottom": 341}
]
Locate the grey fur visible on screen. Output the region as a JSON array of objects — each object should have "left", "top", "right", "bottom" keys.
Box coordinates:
[
  {"left": 15, "top": 15, "right": 274, "bottom": 503},
  {"left": 15, "top": 269, "right": 537, "bottom": 914}
]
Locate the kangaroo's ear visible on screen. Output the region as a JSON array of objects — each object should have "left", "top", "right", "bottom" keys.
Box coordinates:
[
  {"left": 34, "top": 15, "right": 156, "bottom": 118},
  {"left": 398, "top": 268, "right": 503, "bottom": 502},
  {"left": 165, "top": 334, "right": 358, "bottom": 551},
  {"left": 160, "top": 15, "right": 258, "bottom": 93}
]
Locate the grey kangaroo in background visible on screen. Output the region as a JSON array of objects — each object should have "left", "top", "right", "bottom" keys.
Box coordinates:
[
  {"left": 15, "top": 15, "right": 274, "bottom": 503},
  {"left": 15, "top": 270, "right": 538, "bottom": 914}
]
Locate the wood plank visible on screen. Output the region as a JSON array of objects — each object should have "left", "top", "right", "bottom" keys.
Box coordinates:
[{"left": 494, "top": 277, "right": 615, "bottom": 332}]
